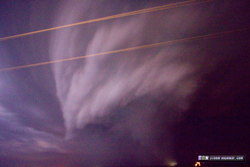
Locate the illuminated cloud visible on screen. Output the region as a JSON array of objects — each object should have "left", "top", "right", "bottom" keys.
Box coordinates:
[{"left": 50, "top": 1, "right": 202, "bottom": 139}]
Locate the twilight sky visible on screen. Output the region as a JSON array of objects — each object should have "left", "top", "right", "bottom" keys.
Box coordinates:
[{"left": 0, "top": 0, "right": 249, "bottom": 166}]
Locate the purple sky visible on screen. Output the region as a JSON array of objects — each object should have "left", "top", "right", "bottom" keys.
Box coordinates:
[{"left": 0, "top": 0, "right": 249, "bottom": 166}]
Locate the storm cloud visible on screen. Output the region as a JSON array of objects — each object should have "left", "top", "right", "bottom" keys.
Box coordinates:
[{"left": 0, "top": 0, "right": 249, "bottom": 166}]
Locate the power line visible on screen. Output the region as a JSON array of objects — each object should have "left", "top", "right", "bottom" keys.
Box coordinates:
[
  {"left": 0, "top": 27, "right": 248, "bottom": 72},
  {"left": 0, "top": 0, "right": 214, "bottom": 41}
]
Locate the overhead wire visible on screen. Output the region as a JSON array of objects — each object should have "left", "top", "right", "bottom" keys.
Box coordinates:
[
  {"left": 0, "top": 27, "right": 248, "bottom": 72},
  {"left": 0, "top": 0, "right": 215, "bottom": 41},
  {"left": 0, "top": 0, "right": 248, "bottom": 72}
]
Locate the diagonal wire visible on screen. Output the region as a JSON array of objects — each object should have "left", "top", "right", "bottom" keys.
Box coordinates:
[
  {"left": 0, "top": 0, "right": 215, "bottom": 41},
  {"left": 0, "top": 27, "right": 248, "bottom": 72}
]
